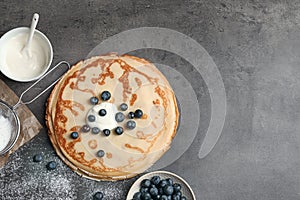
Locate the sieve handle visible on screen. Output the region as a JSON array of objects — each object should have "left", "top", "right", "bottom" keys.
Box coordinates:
[{"left": 13, "top": 61, "right": 70, "bottom": 110}]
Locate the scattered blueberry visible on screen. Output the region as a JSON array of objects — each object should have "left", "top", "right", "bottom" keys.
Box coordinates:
[
  {"left": 181, "top": 196, "right": 187, "bottom": 200},
  {"left": 128, "top": 111, "right": 135, "bottom": 119},
  {"left": 167, "top": 195, "right": 172, "bottom": 200},
  {"left": 90, "top": 97, "right": 99, "bottom": 105},
  {"left": 134, "top": 109, "right": 143, "bottom": 118},
  {"left": 99, "top": 109, "right": 107, "bottom": 116},
  {"left": 115, "top": 112, "right": 125, "bottom": 122},
  {"left": 133, "top": 192, "right": 141, "bottom": 200},
  {"left": 46, "top": 161, "right": 57, "bottom": 170},
  {"left": 81, "top": 124, "right": 90, "bottom": 133},
  {"left": 120, "top": 103, "right": 128, "bottom": 111},
  {"left": 151, "top": 176, "right": 161, "bottom": 185},
  {"left": 126, "top": 120, "right": 136, "bottom": 130},
  {"left": 70, "top": 132, "right": 79, "bottom": 139},
  {"left": 150, "top": 187, "right": 159, "bottom": 196},
  {"left": 115, "top": 126, "right": 124, "bottom": 135},
  {"left": 141, "top": 192, "right": 151, "bottom": 200},
  {"left": 93, "top": 191, "right": 104, "bottom": 200},
  {"left": 173, "top": 183, "right": 181, "bottom": 193},
  {"left": 92, "top": 127, "right": 101, "bottom": 134},
  {"left": 96, "top": 150, "right": 105, "bottom": 158},
  {"left": 141, "top": 179, "right": 152, "bottom": 188},
  {"left": 102, "top": 129, "right": 111, "bottom": 136},
  {"left": 159, "top": 180, "right": 168, "bottom": 188},
  {"left": 101, "top": 91, "right": 111, "bottom": 101},
  {"left": 163, "top": 185, "right": 174, "bottom": 195},
  {"left": 88, "top": 115, "right": 96, "bottom": 122},
  {"left": 33, "top": 154, "right": 43, "bottom": 162}
]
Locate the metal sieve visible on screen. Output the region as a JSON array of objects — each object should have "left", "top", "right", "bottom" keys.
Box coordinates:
[{"left": 0, "top": 61, "right": 70, "bottom": 155}]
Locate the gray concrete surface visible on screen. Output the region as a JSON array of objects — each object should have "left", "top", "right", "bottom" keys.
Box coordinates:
[{"left": 1, "top": 0, "right": 300, "bottom": 199}]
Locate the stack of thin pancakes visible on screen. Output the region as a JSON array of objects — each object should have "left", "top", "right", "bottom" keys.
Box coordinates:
[{"left": 46, "top": 54, "right": 179, "bottom": 180}]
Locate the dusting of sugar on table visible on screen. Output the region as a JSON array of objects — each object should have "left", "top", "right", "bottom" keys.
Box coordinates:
[{"left": 0, "top": 133, "right": 137, "bottom": 199}]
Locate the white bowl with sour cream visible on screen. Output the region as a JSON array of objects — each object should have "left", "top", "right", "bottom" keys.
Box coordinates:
[{"left": 0, "top": 27, "right": 53, "bottom": 82}]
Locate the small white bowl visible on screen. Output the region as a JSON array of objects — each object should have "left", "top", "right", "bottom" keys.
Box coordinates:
[
  {"left": 0, "top": 27, "right": 53, "bottom": 82},
  {"left": 127, "top": 171, "right": 196, "bottom": 200}
]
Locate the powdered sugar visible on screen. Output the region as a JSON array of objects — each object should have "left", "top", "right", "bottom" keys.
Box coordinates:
[
  {"left": 0, "top": 134, "right": 136, "bottom": 199},
  {"left": 0, "top": 115, "right": 12, "bottom": 152}
]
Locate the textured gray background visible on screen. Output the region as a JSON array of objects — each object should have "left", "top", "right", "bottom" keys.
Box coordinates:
[{"left": 1, "top": 0, "right": 300, "bottom": 199}]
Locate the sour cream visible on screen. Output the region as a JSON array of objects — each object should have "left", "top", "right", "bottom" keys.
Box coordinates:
[
  {"left": 0, "top": 115, "right": 12, "bottom": 152},
  {"left": 1, "top": 32, "right": 48, "bottom": 80},
  {"left": 87, "top": 102, "right": 118, "bottom": 131}
]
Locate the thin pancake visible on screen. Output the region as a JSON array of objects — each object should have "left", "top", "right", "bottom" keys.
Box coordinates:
[{"left": 46, "top": 53, "right": 179, "bottom": 180}]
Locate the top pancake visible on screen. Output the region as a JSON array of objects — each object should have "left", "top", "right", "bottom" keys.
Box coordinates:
[{"left": 46, "top": 54, "right": 179, "bottom": 180}]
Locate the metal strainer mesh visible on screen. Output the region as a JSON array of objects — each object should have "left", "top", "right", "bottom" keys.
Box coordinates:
[{"left": 0, "top": 101, "right": 20, "bottom": 155}]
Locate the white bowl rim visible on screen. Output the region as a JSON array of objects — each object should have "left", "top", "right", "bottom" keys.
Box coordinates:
[{"left": 0, "top": 27, "right": 53, "bottom": 82}]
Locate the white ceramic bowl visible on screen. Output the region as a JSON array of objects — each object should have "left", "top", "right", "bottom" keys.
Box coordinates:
[
  {"left": 0, "top": 27, "right": 53, "bottom": 82},
  {"left": 127, "top": 171, "right": 196, "bottom": 200}
]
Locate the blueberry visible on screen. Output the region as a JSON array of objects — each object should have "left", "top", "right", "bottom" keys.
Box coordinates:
[
  {"left": 90, "top": 97, "right": 99, "bottom": 105},
  {"left": 93, "top": 191, "right": 104, "bottom": 200},
  {"left": 120, "top": 103, "right": 128, "bottom": 111},
  {"left": 115, "top": 126, "right": 123, "bottom": 135},
  {"left": 166, "top": 178, "right": 173, "bottom": 186},
  {"left": 158, "top": 187, "right": 164, "bottom": 195},
  {"left": 128, "top": 111, "right": 135, "bottom": 119},
  {"left": 92, "top": 127, "right": 100, "bottom": 134},
  {"left": 151, "top": 176, "right": 161, "bottom": 185},
  {"left": 153, "top": 194, "right": 161, "bottom": 200},
  {"left": 33, "top": 154, "right": 43, "bottom": 162},
  {"left": 140, "top": 187, "right": 149, "bottom": 193},
  {"left": 171, "top": 194, "right": 181, "bottom": 200},
  {"left": 126, "top": 120, "right": 136, "bottom": 130},
  {"left": 81, "top": 125, "right": 90, "bottom": 133},
  {"left": 134, "top": 109, "right": 143, "bottom": 118},
  {"left": 173, "top": 183, "right": 181, "bottom": 193},
  {"left": 96, "top": 150, "right": 105, "bottom": 157},
  {"left": 159, "top": 180, "right": 168, "bottom": 188},
  {"left": 88, "top": 115, "right": 96, "bottom": 122},
  {"left": 181, "top": 196, "right": 187, "bottom": 200},
  {"left": 46, "top": 161, "right": 57, "bottom": 170},
  {"left": 141, "top": 192, "right": 151, "bottom": 200},
  {"left": 150, "top": 187, "right": 159, "bottom": 196},
  {"left": 101, "top": 91, "right": 111, "bottom": 101},
  {"left": 167, "top": 195, "right": 171, "bottom": 200},
  {"left": 133, "top": 192, "right": 142, "bottom": 200},
  {"left": 163, "top": 185, "right": 174, "bottom": 195},
  {"left": 70, "top": 131, "right": 79, "bottom": 139},
  {"left": 99, "top": 109, "right": 107, "bottom": 116},
  {"left": 174, "top": 191, "right": 182, "bottom": 197},
  {"left": 103, "top": 129, "right": 111, "bottom": 136},
  {"left": 141, "top": 179, "right": 152, "bottom": 188},
  {"left": 115, "top": 112, "right": 125, "bottom": 122},
  {"left": 160, "top": 195, "right": 168, "bottom": 200}
]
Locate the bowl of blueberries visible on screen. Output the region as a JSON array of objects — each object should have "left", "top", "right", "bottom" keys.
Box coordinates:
[{"left": 127, "top": 171, "right": 196, "bottom": 200}]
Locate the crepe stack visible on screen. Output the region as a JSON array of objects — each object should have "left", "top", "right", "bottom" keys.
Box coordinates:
[{"left": 46, "top": 53, "right": 179, "bottom": 180}]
